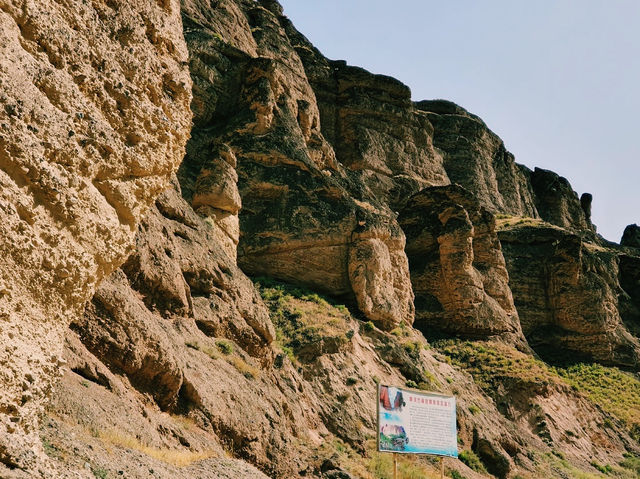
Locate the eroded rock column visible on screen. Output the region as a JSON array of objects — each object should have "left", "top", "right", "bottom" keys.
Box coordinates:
[{"left": 399, "top": 185, "right": 525, "bottom": 343}]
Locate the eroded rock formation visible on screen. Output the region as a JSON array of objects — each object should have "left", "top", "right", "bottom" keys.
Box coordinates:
[
  {"left": 0, "top": 0, "right": 191, "bottom": 474},
  {"left": 178, "top": 0, "right": 415, "bottom": 329},
  {"left": 415, "top": 100, "right": 538, "bottom": 218},
  {"left": 528, "top": 167, "right": 593, "bottom": 233},
  {"left": 2, "top": 0, "right": 640, "bottom": 477},
  {"left": 399, "top": 185, "right": 525, "bottom": 344},
  {"left": 499, "top": 221, "right": 640, "bottom": 367},
  {"left": 622, "top": 224, "right": 640, "bottom": 248}
]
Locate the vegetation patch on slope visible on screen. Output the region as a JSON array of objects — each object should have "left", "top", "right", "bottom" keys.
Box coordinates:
[
  {"left": 435, "top": 340, "right": 560, "bottom": 394},
  {"left": 97, "top": 429, "right": 216, "bottom": 467},
  {"left": 314, "top": 438, "right": 446, "bottom": 479},
  {"left": 555, "top": 363, "right": 640, "bottom": 441},
  {"left": 253, "top": 277, "right": 354, "bottom": 361}
]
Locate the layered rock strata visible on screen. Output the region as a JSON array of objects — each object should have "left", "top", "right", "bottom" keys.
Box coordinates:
[
  {"left": 0, "top": 0, "right": 191, "bottom": 474},
  {"left": 499, "top": 221, "right": 640, "bottom": 367},
  {"left": 414, "top": 100, "right": 539, "bottom": 219},
  {"left": 178, "top": 0, "right": 415, "bottom": 329},
  {"left": 399, "top": 185, "right": 525, "bottom": 344},
  {"left": 2, "top": 0, "right": 640, "bottom": 477},
  {"left": 528, "top": 167, "right": 594, "bottom": 233}
]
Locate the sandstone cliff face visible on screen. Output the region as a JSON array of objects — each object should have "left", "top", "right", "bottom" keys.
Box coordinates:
[
  {"left": 499, "top": 221, "right": 640, "bottom": 367},
  {"left": 399, "top": 185, "right": 525, "bottom": 345},
  {"left": 0, "top": 0, "right": 191, "bottom": 474},
  {"left": 415, "top": 100, "right": 539, "bottom": 219},
  {"left": 178, "top": 0, "right": 415, "bottom": 329},
  {"left": 299, "top": 58, "right": 449, "bottom": 210},
  {"left": 528, "top": 167, "right": 593, "bottom": 233},
  {"left": 44, "top": 179, "right": 446, "bottom": 477},
  {"left": 3, "top": 0, "right": 640, "bottom": 477}
]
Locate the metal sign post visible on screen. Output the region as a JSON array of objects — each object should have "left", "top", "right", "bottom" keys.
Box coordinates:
[
  {"left": 440, "top": 456, "right": 444, "bottom": 479},
  {"left": 393, "top": 453, "right": 398, "bottom": 479}
]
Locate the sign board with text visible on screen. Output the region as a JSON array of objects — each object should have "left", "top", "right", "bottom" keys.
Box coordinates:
[{"left": 377, "top": 384, "right": 457, "bottom": 457}]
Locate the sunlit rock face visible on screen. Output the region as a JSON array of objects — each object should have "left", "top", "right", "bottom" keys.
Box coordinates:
[
  {"left": 179, "top": 0, "right": 416, "bottom": 330},
  {"left": 0, "top": 0, "right": 191, "bottom": 473}
]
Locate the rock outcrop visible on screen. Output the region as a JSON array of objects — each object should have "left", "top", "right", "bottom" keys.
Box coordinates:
[
  {"left": 178, "top": 0, "right": 415, "bottom": 329},
  {"left": 621, "top": 224, "right": 640, "bottom": 248},
  {"left": 499, "top": 221, "right": 640, "bottom": 367},
  {"left": 0, "top": 0, "right": 191, "bottom": 474},
  {"left": 2, "top": 0, "right": 640, "bottom": 477},
  {"left": 299, "top": 58, "right": 449, "bottom": 210},
  {"left": 528, "top": 167, "right": 593, "bottom": 233},
  {"left": 415, "top": 100, "right": 538, "bottom": 218},
  {"left": 399, "top": 185, "right": 525, "bottom": 344}
]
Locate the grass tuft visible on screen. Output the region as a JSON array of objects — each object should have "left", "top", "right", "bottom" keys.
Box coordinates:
[
  {"left": 216, "top": 339, "right": 233, "bottom": 355},
  {"left": 97, "top": 429, "right": 216, "bottom": 467}
]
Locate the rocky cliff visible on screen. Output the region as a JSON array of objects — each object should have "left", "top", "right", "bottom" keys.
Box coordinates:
[
  {"left": 2, "top": 0, "right": 640, "bottom": 478},
  {"left": 0, "top": 0, "right": 191, "bottom": 475}
]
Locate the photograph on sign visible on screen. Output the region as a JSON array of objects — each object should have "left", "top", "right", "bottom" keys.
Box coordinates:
[{"left": 377, "top": 384, "right": 458, "bottom": 457}]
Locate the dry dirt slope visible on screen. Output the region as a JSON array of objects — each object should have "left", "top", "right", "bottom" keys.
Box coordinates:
[{"left": 1, "top": 0, "right": 640, "bottom": 478}]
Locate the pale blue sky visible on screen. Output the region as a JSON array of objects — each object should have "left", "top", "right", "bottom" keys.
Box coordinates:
[{"left": 279, "top": 0, "right": 640, "bottom": 242}]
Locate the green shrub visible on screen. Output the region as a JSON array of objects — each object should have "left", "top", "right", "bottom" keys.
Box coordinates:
[
  {"left": 92, "top": 468, "right": 108, "bottom": 479},
  {"left": 458, "top": 450, "right": 487, "bottom": 473},
  {"left": 363, "top": 321, "right": 375, "bottom": 332},
  {"left": 620, "top": 453, "right": 640, "bottom": 474},
  {"left": 403, "top": 341, "right": 420, "bottom": 357},
  {"left": 468, "top": 404, "right": 481, "bottom": 415},
  {"left": 42, "top": 439, "right": 57, "bottom": 457},
  {"left": 216, "top": 340, "right": 233, "bottom": 355},
  {"left": 346, "top": 377, "right": 357, "bottom": 386},
  {"left": 590, "top": 460, "right": 612, "bottom": 474}
]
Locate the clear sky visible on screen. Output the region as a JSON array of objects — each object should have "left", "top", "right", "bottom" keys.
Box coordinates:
[{"left": 279, "top": 0, "right": 640, "bottom": 242}]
